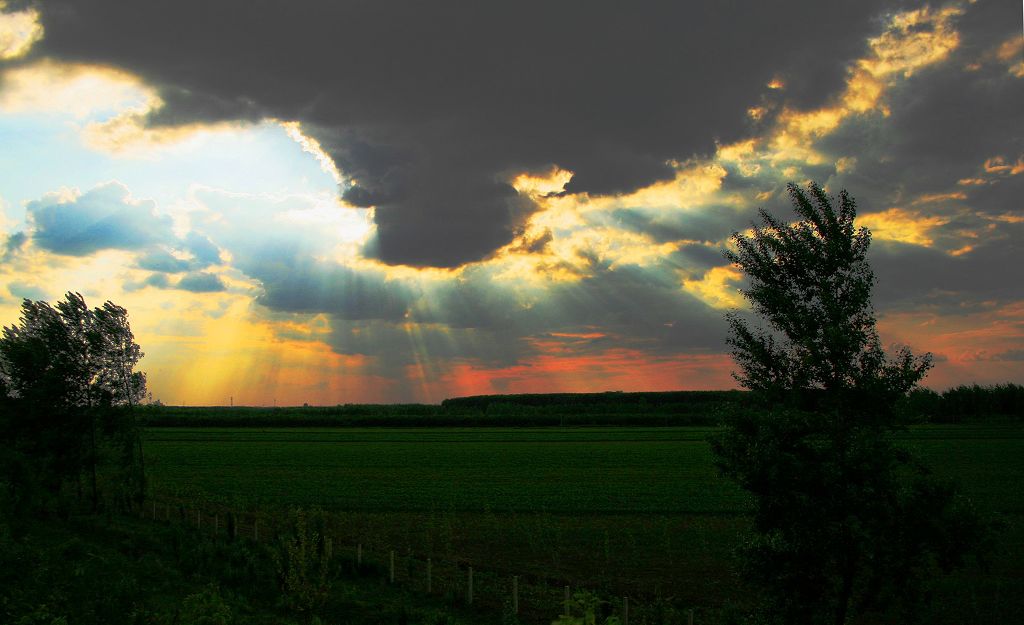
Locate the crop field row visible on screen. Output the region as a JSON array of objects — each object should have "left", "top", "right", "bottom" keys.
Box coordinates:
[
  {"left": 144, "top": 426, "right": 1024, "bottom": 514},
  {"left": 142, "top": 425, "right": 1024, "bottom": 623},
  {"left": 145, "top": 427, "right": 747, "bottom": 513}
]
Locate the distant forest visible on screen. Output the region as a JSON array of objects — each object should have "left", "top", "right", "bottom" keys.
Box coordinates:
[{"left": 137, "top": 384, "right": 1024, "bottom": 428}]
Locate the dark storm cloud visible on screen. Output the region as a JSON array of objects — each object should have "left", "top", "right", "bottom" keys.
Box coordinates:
[
  {"left": 27, "top": 182, "right": 173, "bottom": 255},
  {"left": 870, "top": 229, "right": 1024, "bottom": 315},
  {"left": 26, "top": 0, "right": 900, "bottom": 267}
]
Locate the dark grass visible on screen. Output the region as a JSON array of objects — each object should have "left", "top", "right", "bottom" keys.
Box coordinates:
[
  {"left": 144, "top": 427, "right": 745, "bottom": 513},
  {"left": 141, "top": 424, "right": 1024, "bottom": 623},
  {"left": 1, "top": 514, "right": 498, "bottom": 625}
]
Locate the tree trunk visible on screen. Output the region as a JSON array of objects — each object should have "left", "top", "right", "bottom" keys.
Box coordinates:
[
  {"left": 135, "top": 432, "right": 146, "bottom": 507},
  {"left": 834, "top": 557, "right": 855, "bottom": 625}
]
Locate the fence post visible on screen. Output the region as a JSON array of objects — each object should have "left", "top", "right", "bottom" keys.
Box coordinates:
[
  {"left": 325, "top": 537, "right": 333, "bottom": 561},
  {"left": 688, "top": 608, "right": 694, "bottom": 625},
  {"left": 427, "top": 558, "right": 432, "bottom": 593},
  {"left": 468, "top": 566, "right": 474, "bottom": 605},
  {"left": 624, "top": 596, "right": 629, "bottom": 625},
  {"left": 390, "top": 550, "right": 395, "bottom": 584},
  {"left": 512, "top": 575, "right": 519, "bottom": 614},
  {"left": 564, "top": 585, "right": 570, "bottom": 616}
]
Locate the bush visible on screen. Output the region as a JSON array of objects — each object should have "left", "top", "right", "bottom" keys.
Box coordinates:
[
  {"left": 273, "top": 508, "right": 333, "bottom": 616},
  {"left": 179, "top": 584, "right": 232, "bottom": 625}
]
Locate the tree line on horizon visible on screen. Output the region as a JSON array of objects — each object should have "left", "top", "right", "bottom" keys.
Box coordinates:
[{"left": 128, "top": 384, "right": 1023, "bottom": 428}]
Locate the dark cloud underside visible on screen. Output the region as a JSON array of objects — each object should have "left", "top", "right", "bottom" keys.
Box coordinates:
[{"left": 28, "top": 0, "right": 899, "bottom": 267}]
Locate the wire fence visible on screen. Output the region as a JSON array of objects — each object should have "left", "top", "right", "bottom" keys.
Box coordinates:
[{"left": 136, "top": 496, "right": 702, "bottom": 625}]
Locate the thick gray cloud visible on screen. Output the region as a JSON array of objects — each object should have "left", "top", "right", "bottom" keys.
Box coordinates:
[
  {"left": 183, "top": 231, "right": 221, "bottom": 267},
  {"left": 24, "top": 0, "right": 901, "bottom": 267},
  {"left": 993, "top": 350, "right": 1024, "bottom": 362},
  {"left": 137, "top": 248, "right": 191, "bottom": 273},
  {"left": 125, "top": 269, "right": 227, "bottom": 293},
  {"left": 817, "top": 0, "right": 1022, "bottom": 210},
  {"left": 251, "top": 257, "right": 417, "bottom": 320},
  {"left": 27, "top": 182, "right": 173, "bottom": 255},
  {"left": 870, "top": 225, "right": 1024, "bottom": 315},
  {"left": 319, "top": 259, "right": 729, "bottom": 377},
  {"left": 176, "top": 272, "right": 227, "bottom": 293},
  {"left": 1, "top": 231, "right": 27, "bottom": 261},
  {"left": 124, "top": 273, "right": 171, "bottom": 291},
  {"left": 7, "top": 281, "right": 48, "bottom": 301},
  {"left": 608, "top": 206, "right": 748, "bottom": 246},
  {"left": 703, "top": 0, "right": 1024, "bottom": 317}
]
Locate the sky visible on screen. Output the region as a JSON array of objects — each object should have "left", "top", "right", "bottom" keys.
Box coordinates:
[{"left": 0, "top": 0, "right": 1021, "bottom": 405}]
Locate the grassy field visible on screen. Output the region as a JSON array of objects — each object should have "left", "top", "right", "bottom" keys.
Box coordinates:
[{"left": 143, "top": 425, "right": 1024, "bottom": 623}]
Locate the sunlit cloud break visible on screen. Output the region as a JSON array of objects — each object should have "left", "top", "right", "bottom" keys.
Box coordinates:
[{"left": 0, "top": 0, "right": 1020, "bottom": 403}]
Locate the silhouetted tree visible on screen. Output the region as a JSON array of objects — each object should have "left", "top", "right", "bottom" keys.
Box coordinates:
[
  {"left": 713, "top": 183, "right": 987, "bottom": 624},
  {"left": 0, "top": 293, "right": 147, "bottom": 515}
]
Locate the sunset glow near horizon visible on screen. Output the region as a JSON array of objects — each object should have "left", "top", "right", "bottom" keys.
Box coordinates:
[{"left": 1, "top": 1, "right": 1021, "bottom": 405}]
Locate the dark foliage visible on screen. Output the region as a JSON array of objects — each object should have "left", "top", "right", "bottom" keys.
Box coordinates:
[
  {"left": 713, "top": 183, "right": 989, "bottom": 624},
  {"left": 134, "top": 385, "right": 1021, "bottom": 428},
  {"left": 935, "top": 383, "right": 1024, "bottom": 422},
  {"left": 0, "top": 293, "right": 147, "bottom": 517}
]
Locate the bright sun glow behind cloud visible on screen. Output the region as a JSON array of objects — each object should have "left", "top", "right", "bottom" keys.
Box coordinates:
[{"left": 0, "top": 2, "right": 41, "bottom": 60}]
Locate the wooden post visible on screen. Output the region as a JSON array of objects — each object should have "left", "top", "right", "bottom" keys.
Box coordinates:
[
  {"left": 468, "top": 566, "right": 474, "bottom": 605},
  {"left": 427, "top": 558, "right": 432, "bottom": 593},
  {"left": 564, "top": 585, "right": 570, "bottom": 616},
  {"left": 325, "top": 538, "right": 333, "bottom": 561},
  {"left": 357, "top": 543, "right": 362, "bottom": 568},
  {"left": 624, "top": 597, "right": 629, "bottom": 625},
  {"left": 688, "top": 608, "right": 694, "bottom": 625},
  {"left": 389, "top": 550, "right": 395, "bottom": 584},
  {"left": 512, "top": 575, "right": 519, "bottom": 614}
]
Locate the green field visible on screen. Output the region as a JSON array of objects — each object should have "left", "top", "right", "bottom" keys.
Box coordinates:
[{"left": 143, "top": 425, "right": 1024, "bottom": 622}]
